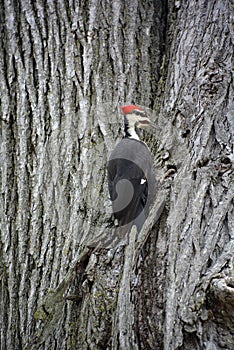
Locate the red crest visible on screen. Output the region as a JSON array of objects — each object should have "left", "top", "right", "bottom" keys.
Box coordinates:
[{"left": 121, "top": 105, "right": 143, "bottom": 115}]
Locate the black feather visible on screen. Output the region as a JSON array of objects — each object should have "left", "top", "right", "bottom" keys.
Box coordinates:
[{"left": 107, "top": 138, "right": 156, "bottom": 233}]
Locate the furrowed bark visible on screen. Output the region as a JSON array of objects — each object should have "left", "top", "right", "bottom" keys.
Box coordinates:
[{"left": 0, "top": 1, "right": 233, "bottom": 349}]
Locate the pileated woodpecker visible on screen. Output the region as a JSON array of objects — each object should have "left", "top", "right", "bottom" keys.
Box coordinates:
[{"left": 107, "top": 105, "right": 156, "bottom": 233}]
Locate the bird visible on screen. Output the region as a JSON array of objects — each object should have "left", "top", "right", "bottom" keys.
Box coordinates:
[{"left": 107, "top": 104, "right": 156, "bottom": 234}]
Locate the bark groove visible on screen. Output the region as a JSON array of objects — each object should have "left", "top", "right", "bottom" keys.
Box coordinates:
[{"left": 0, "top": 0, "right": 233, "bottom": 349}]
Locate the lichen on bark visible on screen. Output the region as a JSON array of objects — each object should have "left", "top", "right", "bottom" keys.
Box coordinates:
[{"left": 0, "top": 0, "right": 233, "bottom": 349}]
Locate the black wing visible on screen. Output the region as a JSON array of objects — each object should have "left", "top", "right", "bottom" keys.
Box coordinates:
[
  {"left": 108, "top": 158, "right": 148, "bottom": 230},
  {"left": 107, "top": 138, "right": 154, "bottom": 231}
]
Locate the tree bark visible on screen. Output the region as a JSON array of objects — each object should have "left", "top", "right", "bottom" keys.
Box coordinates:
[{"left": 0, "top": 0, "right": 233, "bottom": 350}]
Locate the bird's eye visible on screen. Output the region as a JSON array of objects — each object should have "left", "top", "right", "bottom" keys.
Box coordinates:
[{"left": 133, "top": 110, "right": 146, "bottom": 117}]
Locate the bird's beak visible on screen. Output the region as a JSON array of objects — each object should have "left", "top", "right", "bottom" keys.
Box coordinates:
[
  {"left": 148, "top": 120, "right": 157, "bottom": 130},
  {"left": 137, "top": 118, "right": 156, "bottom": 131}
]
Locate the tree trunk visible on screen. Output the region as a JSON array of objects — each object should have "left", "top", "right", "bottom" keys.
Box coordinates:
[{"left": 0, "top": 0, "right": 233, "bottom": 349}]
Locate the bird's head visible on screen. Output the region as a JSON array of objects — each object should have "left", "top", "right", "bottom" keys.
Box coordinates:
[{"left": 121, "top": 104, "right": 156, "bottom": 131}]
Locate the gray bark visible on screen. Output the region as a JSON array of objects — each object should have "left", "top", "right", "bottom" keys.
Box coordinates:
[{"left": 0, "top": 0, "right": 233, "bottom": 350}]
